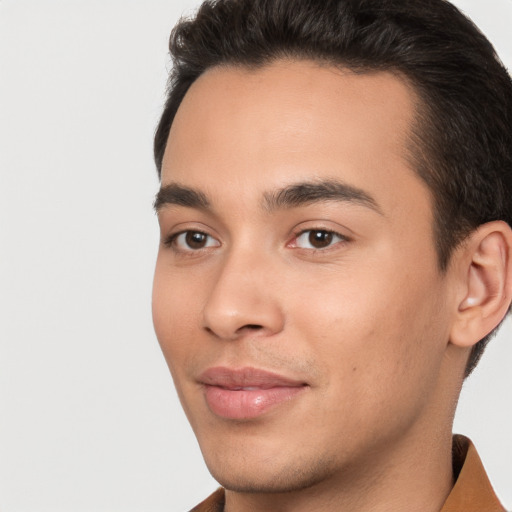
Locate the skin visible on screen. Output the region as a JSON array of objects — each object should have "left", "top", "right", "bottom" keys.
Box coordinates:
[{"left": 152, "top": 60, "right": 511, "bottom": 511}]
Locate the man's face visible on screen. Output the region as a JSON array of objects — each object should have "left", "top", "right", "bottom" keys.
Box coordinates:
[{"left": 153, "top": 61, "right": 456, "bottom": 492}]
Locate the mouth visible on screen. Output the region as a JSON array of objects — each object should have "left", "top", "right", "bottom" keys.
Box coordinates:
[{"left": 198, "top": 366, "right": 309, "bottom": 420}]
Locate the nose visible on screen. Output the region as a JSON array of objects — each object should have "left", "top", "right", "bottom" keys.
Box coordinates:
[{"left": 202, "top": 249, "right": 285, "bottom": 341}]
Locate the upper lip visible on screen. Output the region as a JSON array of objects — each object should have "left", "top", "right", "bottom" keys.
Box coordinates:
[{"left": 198, "top": 366, "right": 307, "bottom": 390}]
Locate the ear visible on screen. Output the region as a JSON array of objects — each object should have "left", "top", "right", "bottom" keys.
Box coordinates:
[{"left": 450, "top": 221, "right": 512, "bottom": 348}]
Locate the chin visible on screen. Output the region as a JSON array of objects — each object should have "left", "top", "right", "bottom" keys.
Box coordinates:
[{"left": 204, "top": 451, "right": 337, "bottom": 494}]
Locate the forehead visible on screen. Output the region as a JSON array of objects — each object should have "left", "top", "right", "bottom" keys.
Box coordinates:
[{"left": 161, "top": 59, "right": 430, "bottom": 225}]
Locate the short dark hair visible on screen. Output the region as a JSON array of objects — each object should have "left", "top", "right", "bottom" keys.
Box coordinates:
[{"left": 154, "top": 0, "right": 512, "bottom": 376}]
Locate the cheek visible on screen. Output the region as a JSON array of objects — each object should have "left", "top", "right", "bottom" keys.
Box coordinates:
[
  {"left": 152, "top": 262, "right": 211, "bottom": 429},
  {"left": 152, "top": 260, "right": 203, "bottom": 375},
  {"left": 290, "top": 260, "right": 448, "bottom": 406}
]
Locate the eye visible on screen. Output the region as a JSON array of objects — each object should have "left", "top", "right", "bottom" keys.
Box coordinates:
[
  {"left": 293, "top": 229, "right": 347, "bottom": 250},
  {"left": 168, "top": 230, "right": 220, "bottom": 251}
]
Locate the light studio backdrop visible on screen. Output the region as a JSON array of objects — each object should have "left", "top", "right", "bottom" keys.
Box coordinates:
[{"left": 0, "top": 1, "right": 511, "bottom": 511}]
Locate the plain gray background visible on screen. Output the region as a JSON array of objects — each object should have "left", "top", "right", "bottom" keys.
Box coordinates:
[{"left": 0, "top": 1, "right": 511, "bottom": 511}]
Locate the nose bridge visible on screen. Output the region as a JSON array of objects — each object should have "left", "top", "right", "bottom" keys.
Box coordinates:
[{"left": 202, "top": 241, "right": 284, "bottom": 340}]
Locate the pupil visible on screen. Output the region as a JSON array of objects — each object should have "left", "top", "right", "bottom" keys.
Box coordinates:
[
  {"left": 186, "top": 231, "right": 206, "bottom": 248},
  {"left": 309, "top": 230, "right": 333, "bottom": 248}
]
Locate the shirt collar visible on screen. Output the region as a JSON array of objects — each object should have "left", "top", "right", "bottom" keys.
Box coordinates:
[{"left": 440, "top": 434, "right": 505, "bottom": 512}]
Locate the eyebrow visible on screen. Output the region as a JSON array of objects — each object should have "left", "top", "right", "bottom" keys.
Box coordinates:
[
  {"left": 154, "top": 179, "right": 382, "bottom": 215},
  {"left": 154, "top": 183, "right": 210, "bottom": 212},
  {"left": 263, "top": 179, "right": 382, "bottom": 214}
]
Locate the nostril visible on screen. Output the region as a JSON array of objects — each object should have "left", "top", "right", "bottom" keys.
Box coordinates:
[
  {"left": 203, "top": 324, "right": 263, "bottom": 338},
  {"left": 234, "top": 324, "right": 264, "bottom": 335}
]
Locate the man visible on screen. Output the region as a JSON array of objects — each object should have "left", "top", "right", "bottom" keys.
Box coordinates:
[{"left": 151, "top": 0, "right": 512, "bottom": 510}]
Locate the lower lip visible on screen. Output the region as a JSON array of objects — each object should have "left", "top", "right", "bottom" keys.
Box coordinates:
[{"left": 204, "top": 385, "right": 306, "bottom": 420}]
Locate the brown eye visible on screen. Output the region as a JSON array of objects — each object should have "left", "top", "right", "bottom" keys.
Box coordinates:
[
  {"left": 294, "top": 229, "right": 346, "bottom": 250},
  {"left": 170, "top": 231, "right": 220, "bottom": 251},
  {"left": 308, "top": 230, "right": 334, "bottom": 248},
  {"left": 185, "top": 231, "right": 208, "bottom": 249}
]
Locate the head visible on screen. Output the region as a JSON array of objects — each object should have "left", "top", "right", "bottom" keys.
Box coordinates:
[
  {"left": 152, "top": 0, "right": 512, "bottom": 498},
  {"left": 154, "top": 0, "right": 512, "bottom": 376}
]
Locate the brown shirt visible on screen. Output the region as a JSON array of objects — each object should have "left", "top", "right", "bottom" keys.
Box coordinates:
[{"left": 189, "top": 435, "right": 506, "bottom": 512}]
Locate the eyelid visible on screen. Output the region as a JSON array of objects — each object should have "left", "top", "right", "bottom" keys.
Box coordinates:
[
  {"left": 288, "top": 227, "right": 350, "bottom": 251},
  {"left": 161, "top": 223, "right": 350, "bottom": 254},
  {"left": 163, "top": 229, "right": 221, "bottom": 251}
]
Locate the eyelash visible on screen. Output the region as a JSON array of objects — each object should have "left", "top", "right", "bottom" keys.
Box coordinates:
[
  {"left": 162, "top": 228, "right": 350, "bottom": 253},
  {"left": 290, "top": 228, "right": 349, "bottom": 251},
  {"left": 163, "top": 230, "right": 218, "bottom": 250}
]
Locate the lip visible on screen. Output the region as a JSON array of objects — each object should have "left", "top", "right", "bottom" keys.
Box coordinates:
[{"left": 199, "top": 366, "right": 308, "bottom": 420}]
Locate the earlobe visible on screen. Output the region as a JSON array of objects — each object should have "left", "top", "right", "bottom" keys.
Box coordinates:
[{"left": 450, "top": 221, "right": 512, "bottom": 348}]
